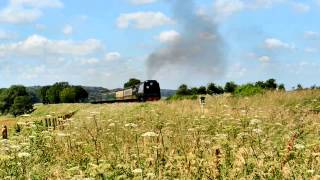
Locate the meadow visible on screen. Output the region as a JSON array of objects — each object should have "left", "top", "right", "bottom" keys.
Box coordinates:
[{"left": 1, "top": 90, "right": 320, "bottom": 179}]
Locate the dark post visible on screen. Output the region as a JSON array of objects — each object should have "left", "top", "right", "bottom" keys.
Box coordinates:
[{"left": 2, "top": 125, "right": 8, "bottom": 139}]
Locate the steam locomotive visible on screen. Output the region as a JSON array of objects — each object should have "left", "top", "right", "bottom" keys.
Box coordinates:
[{"left": 91, "top": 80, "right": 161, "bottom": 103}]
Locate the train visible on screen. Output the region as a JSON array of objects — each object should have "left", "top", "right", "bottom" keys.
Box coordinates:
[{"left": 91, "top": 80, "right": 161, "bottom": 104}]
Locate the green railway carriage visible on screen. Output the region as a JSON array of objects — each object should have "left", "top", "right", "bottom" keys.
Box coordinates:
[{"left": 92, "top": 80, "right": 161, "bottom": 103}]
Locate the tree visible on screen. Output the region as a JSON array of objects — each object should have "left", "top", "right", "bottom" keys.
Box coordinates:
[
  {"left": 197, "top": 86, "right": 207, "bottom": 95},
  {"left": 176, "top": 84, "right": 191, "bottom": 96},
  {"left": 255, "top": 81, "right": 266, "bottom": 89},
  {"left": 124, "top": 78, "right": 141, "bottom": 88},
  {"left": 74, "top": 86, "right": 88, "bottom": 102},
  {"left": 40, "top": 86, "right": 50, "bottom": 104},
  {"left": 296, "top": 84, "right": 303, "bottom": 90},
  {"left": 265, "top": 78, "right": 277, "bottom": 90},
  {"left": 10, "top": 96, "right": 33, "bottom": 117},
  {"left": 224, "top": 81, "right": 238, "bottom": 93},
  {"left": 207, "top": 83, "right": 224, "bottom": 95},
  {"left": 60, "top": 87, "right": 77, "bottom": 103},
  {"left": 0, "top": 85, "right": 33, "bottom": 116},
  {"left": 47, "top": 82, "right": 70, "bottom": 104},
  {"left": 278, "top": 84, "right": 286, "bottom": 91},
  {"left": 190, "top": 87, "right": 199, "bottom": 95}
]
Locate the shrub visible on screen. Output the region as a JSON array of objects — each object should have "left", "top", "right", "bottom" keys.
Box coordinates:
[{"left": 234, "top": 84, "right": 264, "bottom": 96}]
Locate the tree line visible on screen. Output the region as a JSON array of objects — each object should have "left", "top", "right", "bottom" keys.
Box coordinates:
[
  {"left": 40, "top": 82, "right": 88, "bottom": 104},
  {"left": 175, "top": 79, "right": 286, "bottom": 97}
]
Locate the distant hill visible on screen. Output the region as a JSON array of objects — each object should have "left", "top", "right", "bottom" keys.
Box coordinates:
[{"left": 161, "top": 89, "right": 176, "bottom": 98}]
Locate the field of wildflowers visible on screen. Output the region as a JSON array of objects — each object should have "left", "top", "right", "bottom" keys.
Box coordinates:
[{"left": 1, "top": 90, "right": 320, "bottom": 179}]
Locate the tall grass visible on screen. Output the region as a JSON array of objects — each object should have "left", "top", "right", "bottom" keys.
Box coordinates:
[{"left": 0, "top": 90, "right": 320, "bottom": 179}]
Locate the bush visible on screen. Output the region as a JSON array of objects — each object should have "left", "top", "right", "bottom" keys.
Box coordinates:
[
  {"left": 224, "top": 81, "right": 238, "bottom": 93},
  {"left": 0, "top": 85, "right": 34, "bottom": 116},
  {"left": 234, "top": 84, "right": 264, "bottom": 97}
]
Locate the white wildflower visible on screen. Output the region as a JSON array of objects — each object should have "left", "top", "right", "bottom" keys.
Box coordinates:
[
  {"left": 307, "top": 169, "right": 315, "bottom": 174},
  {"left": 252, "top": 128, "right": 263, "bottom": 134},
  {"left": 17, "top": 152, "right": 31, "bottom": 158},
  {"left": 294, "top": 144, "right": 305, "bottom": 150},
  {"left": 17, "top": 122, "right": 27, "bottom": 126},
  {"left": 57, "top": 133, "right": 70, "bottom": 137},
  {"left": 250, "top": 119, "right": 261, "bottom": 125},
  {"left": 109, "top": 123, "right": 115, "bottom": 127},
  {"left": 10, "top": 145, "right": 21, "bottom": 150},
  {"left": 141, "top": 132, "right": 158, "bottom": 137},
  {"left": 20, "top": 114, "right": 31, "bottom": 117},
  {"left": 146, "top": 172, "right": 155, "bottom": 178},
  {"left": 215, "top": 133, "right": 228, "bottom": 140},
  {"left": 132, "top": 168, "right": 143, "bottom": 174},
  {"left": 125, "top": 123, "right": 138, "bottom": 128}
]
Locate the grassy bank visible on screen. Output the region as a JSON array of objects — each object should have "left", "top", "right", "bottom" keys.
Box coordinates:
[{"left": 0, "top": 90, "right": 320, "bottom": 179}]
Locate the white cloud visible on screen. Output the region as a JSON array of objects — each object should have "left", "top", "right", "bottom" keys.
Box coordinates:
[
  {"left": 105, "top": 52, "right": 121, "bottom": 61},
  {"left": 258, "top": 56, "right": 271, "bottom": 63},
  {"left": 10, "top": 0, "right": 63, "bottom": 8},
  {"left": 226, "top": 63, "right": 247, "bottom": 79},
  {"left": 130, "top": 0, "right": 157, "bottom": 5},
  {"left": 0, "top": 7, "right": 41, "bottom": 24},
  {"left": 80, "top": 57, "right": 99, "bottom": 65},
  {"left": 117, "top": 11, "right": 174, "bottom": 29},
  {"left": 212, "top": 0, "right": 287, "bottom": 21},
  {"left": 213, "top": 0, "right": 245, "bottom": 21},
  {"left": 264, "top": 38, "right": 294, "bottom": 50},
  {"left": 156, "top": 30, "right": 180, "bottom": 43},
  {"left": 305, "top": 47, "right": 318, "bottom": 53},
  {"left": 304, "top": 31, "right": 320, "bottom": 39},
  {"left": 292, "top": 2, "right": 310, "bottom": 13},
  {"left": 0, "top": 0, "right": 63, "bottom": 24},
  {"left": 35, "top": 23, "right": 46, "bottom": 30},
  {"left": 0, "top": 30, "right": 17, "bottom": 40},
  {"left": 0, "top": 34, "right": 102, "bottom": 57},
  {"left": 250, "top": 0, "right": 287, "bottom": 9},
  {"left": 315, "top": 0, "right": 320, "bottom": 6},
  {"left": 62, "top": 24, "right": 73, "bottom": 35}
]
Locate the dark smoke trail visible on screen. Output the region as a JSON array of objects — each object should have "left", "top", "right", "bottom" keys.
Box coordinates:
[{"left": 146, "top": 0, "right": 226, "bottom": 87}]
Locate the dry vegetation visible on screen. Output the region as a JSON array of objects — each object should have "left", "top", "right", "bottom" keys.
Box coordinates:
[{"left": 1, "top": 90, "right": 320, "bottom": 179}]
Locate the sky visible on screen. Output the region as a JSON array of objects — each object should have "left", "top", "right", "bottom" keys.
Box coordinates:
[{"left": 0, "top": 0, "right": 319, "bottom": 89}]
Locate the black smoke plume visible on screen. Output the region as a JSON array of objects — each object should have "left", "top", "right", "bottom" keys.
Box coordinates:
[{"left": 146, "top": 0, "right": 226, "bottom": 87}]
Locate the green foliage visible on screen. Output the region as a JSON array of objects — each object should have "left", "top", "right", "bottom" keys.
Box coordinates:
[
  {"left": 40, "top": 83, "right": 88, "bottom": 104},
  {"left": 197, "top": 86, "right": 207, "bottom": 95},
  {"left": 255, "top": 79, "right": 278, "bottom": 90},
  {"left": 74, "top": 86, "right": 89, "bottom": 102},
  {"left": 297, "top": 84, "right": 303, "bottom": 91},
  {"left": 224, "top": 82, "right": 238, "bottom": 93},
  {"left": 47, "top": 82, "right": 69, "bottom": 104},
  {"left": 40, "top": 86, "right": 50, "bottom": 104},
  {"left": 10, "top": 96, "right": 33, "bottom": 117},
  {"left": 124, "top": 78, "right": 141, "bottom": 88},
  {"left": 207, "top": 83, "right": 224, "bottom": 95},
  {"left": 60, "top": 87, "right": 77, "bottom": 103},
  {"left": 265, "top": 78, "right": 278, "bottom": 90},
  {"left": 190, "top": 87, "right": 199, "bottom": 95},
  {"left": 176, "top": 84, "right": 191, "bottom": 96},
  {"left": 278, "top": 84, "right": 286, "bottom": 91},
  {"left": 234, "top": 84, "right": 264, "bottom": 96},
  {"left": 0, "top": 85, "right": 33, "bottom": 116}
]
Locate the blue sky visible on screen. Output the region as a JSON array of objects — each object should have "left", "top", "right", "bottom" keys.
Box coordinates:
[{"left": 0, "top": 0, "right": 319, "bottom": 89}]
